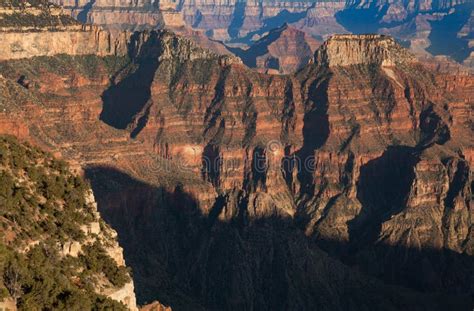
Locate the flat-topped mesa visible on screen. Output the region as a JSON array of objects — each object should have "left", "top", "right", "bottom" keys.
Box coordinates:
[
  {"left": 314, "top": 34, "right": 416, "bottom": 67},
  {"left": 0, "top": 23, "right": 130, "bottom": 60},
  {"left": 0, "top": 0, "right": 80, "bottom": 31},
  {"left": 0, "top": 0, "right": 132, "bottom": 60}
]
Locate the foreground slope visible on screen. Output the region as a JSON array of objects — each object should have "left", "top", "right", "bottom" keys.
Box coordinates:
[{"left": 0, "top": 135, "right": 137, "bottom": 310}]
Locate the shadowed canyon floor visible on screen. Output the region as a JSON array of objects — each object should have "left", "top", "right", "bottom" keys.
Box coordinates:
[{"left": 85, "top": 165, "right": 471, "bottom": 310}]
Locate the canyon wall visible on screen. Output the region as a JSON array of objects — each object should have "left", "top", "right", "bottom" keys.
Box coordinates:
[
  {"left": 51, "top": 0, "right": 473, "bottom": 68},
  {"left": 55, "top": 0, "right": 166, "bottom": 29},
  {"left": 96, "top": 32, "right": 472, "bottom": 308},
  {"left": 0, "top": 24, "right": 130, "bottom": 60},
  {"left": 98, "top": 32, "right": 472, "bottom": 309},
  {"left": 0, "top": 5, "right": 130, "bottom": 60}
]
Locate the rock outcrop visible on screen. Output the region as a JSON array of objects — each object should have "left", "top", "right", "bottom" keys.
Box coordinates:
[
  {"left": 140, "top": 301, "right": 172, "bottom": 311},
  {"left": 86, "top": 191, "right": 138, "bottom": 310},
  {"left": 0, "top": 135, "right": 138, "bottom": 310},
  {"left": 232, "top": 24, "right": 320, "bottom": 74},
  {"left": 0, "top": 2, "right": 130, "bottom": 60},
  {"left": 171, "top": 27, "right": 234, "bottom": 57},
  {"left": 314, "top": 34, "right": 416, "bottom": 67}
]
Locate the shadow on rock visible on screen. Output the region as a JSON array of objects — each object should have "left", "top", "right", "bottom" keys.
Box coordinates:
[
  {"left": 100, "top": 32, "right": 161, "bottom": 135},
  {"left": 85, "top": 165, "right": 473, "bottom": 311}
]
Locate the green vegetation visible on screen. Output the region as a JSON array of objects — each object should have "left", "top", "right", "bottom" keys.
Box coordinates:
[
  {"left": 0, "top": 0, "right": 78, "bottom": 28},
  {"left": 81, "top": 242, "right": 131, "bottom": 288},
  {"left": 0, "top": 54, "right": 131, "bottom": 85},
  {"left": 0, "top": 135, "right": 129, "bottom": 310},
  {"left": 0, "top": 0, "right": 55, "bottom": 8},
  {"left": 0, "top": 135, "right": 93, "bottom": 242},
  {"left": 0, "top": 12, "right": 78, "bottom": 28}
]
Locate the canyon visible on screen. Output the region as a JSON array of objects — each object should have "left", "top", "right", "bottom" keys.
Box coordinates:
[
  {"left": 0, "top": 1, "right": 473, "bottom": 310},
  {"left": 51, "top": 0, "right": 474, "bottom": 69}
]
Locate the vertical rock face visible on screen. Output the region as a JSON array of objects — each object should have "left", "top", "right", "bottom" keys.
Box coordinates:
[
  {"left": 293, "top": 35, "right": 473, "bottom": 297},
  {"left": 85, "top": 191, "right": 139, "bottom": 311},
  {"left": 0, "top": 24, "right": 130, "bottom": 60},
  {"left": 0, "top": 24, "right": 472, "bottom": 310},
  {"left": 314, "top": 34, "right": 415, "bottom": 67},
  {"left": 0, "top": 3, "right": 130, "bottom": 60}
]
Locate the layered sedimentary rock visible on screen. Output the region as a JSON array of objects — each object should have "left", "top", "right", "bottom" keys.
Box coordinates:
[
  {"left": 171, "top": 27, "right": 234, "bottom": 56},
  {"left": 314, "top": 34, "right": 415, "bottom": 67},
  {"left": 232, "top": 24, "right": 320, "bottom": 74},
  {"left": 0, "top": 24, "right": 130, "bottom": 60},
  {"left": 96, "top": 33, "right": 472, "bottom": 308},
  {"left": 0, "top": 2, "right": 130, "bottom": 60},
  {"left": 54, "top": 0, "right": 165, "bottom": 29},
  {"left": 181, "top": 0, "right": 314, "bottom": 41},
  {"left": 0, "top": 15, "right": 472, "bottom": 310},
  {"left": 51, "top": 0, "right": 474, "bottom": 68}
]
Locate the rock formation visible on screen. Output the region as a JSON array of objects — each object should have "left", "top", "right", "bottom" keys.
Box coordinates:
[
  {"left": 232, "top": 23, "right": 320, "bottom": 74},
  {"left": 0, "top": 1, "right": 130, "bottom": 60},
  {"left": 52, "top": 0, "right": 164, "bottom": 29},
  {"left": 50, "top": 0, "right": 473, "bottom": 68},
  {"left": 140, "top": 301, "right": 172, "bottom": 311},
  {"left": 313, "top": 34, "right": 415, "bottom": 67}
]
